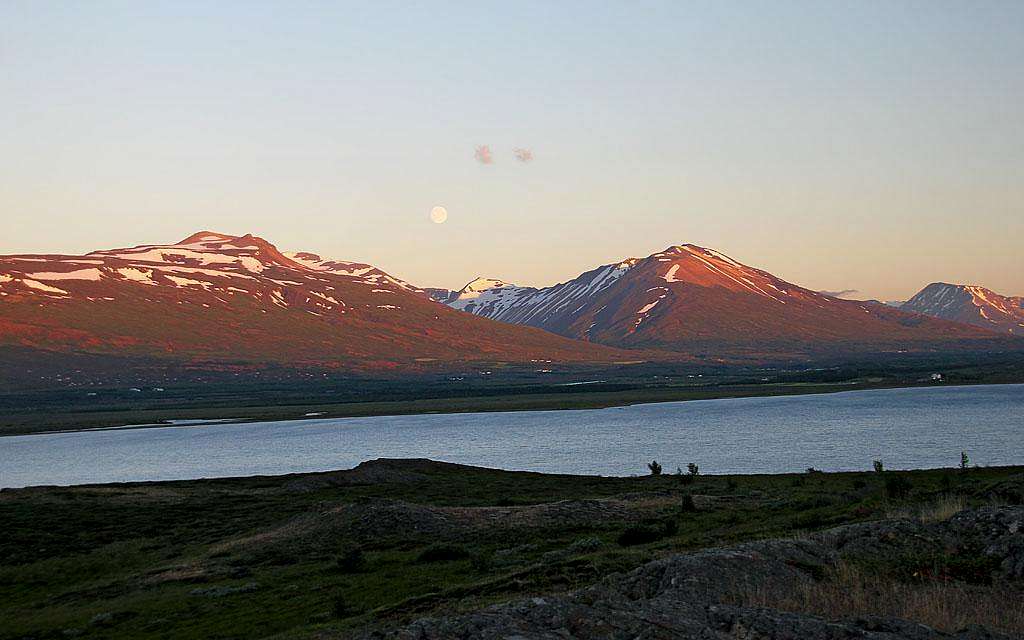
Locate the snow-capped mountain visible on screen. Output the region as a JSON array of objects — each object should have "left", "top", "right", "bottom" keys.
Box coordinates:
[
  {"left": 442, "top": 245, "right": 1018, "bottom": 357},
  {"left": 3, "top": 234, "right": 1018, "bottom": 382},
  {"left": 901, "top": 283, "right": 1024, "bottom": 334},
  {"left": 445, "top": 261, "right": 638, "bottom": 334},
  {"left": 0, "top": 232, "right": 627, "bottom": 374}
]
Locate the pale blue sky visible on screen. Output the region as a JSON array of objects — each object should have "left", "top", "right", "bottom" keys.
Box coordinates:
[{"left": 2, "top": 1, "right": 1022, "bottom": 299}]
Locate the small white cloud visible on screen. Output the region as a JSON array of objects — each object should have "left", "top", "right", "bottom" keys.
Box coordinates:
[{"left": 819, "top": 289, "right": 859, "bottom": 299}]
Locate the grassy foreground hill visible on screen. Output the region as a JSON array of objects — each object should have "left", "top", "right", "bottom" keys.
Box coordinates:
[{"left": 2, "top": 460, "right": 1023, "bottom": 638}]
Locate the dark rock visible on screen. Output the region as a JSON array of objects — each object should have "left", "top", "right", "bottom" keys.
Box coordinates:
[{"left": 360, "top": 507, "right": 1024, "bottom": 640}]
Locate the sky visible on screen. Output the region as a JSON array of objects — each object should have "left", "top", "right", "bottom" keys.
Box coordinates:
[{"left": 2, "top": 1, "right": 1022, "bottom": 301}]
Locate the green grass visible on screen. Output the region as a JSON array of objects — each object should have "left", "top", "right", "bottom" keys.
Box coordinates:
[{"left": 1, "top": 462, "right": 1020, "bottom": 639}]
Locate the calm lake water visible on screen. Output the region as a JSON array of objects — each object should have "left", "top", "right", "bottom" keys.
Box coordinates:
[{"left": 2, "top": 384, "right": 1022, "bottom": 488}]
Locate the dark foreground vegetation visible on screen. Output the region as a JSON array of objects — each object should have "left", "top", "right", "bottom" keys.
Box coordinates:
[{"left": 2, "top": 461, "right": 1023, "bottom": 639}]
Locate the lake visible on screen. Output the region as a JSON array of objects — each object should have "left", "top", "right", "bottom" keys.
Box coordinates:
[{"left": 1, "top": 384, "right": 1022, "bottom": 488}]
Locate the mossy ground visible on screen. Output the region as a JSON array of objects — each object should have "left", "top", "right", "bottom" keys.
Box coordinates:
[{"left": 1, "top": 462, "right": 1019, "bottom": 639}]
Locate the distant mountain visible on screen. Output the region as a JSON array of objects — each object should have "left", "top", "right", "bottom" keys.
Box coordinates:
[
  {"left": 0, "top": 232, "right": 630, "bottom": 377},
  {"left": 442, "top": 245, "right": 1019, "bottom": 358},
  {"left": 901, "top": 283, "right": 1024, "bottom": 335},
  {"left": 422, "top": 287, "right": 456, "bottom": 304},
  {"left": 4, "top": 234, "right": 1018, "bottom": 387}
]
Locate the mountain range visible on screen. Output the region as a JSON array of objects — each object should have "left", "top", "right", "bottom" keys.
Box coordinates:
[
  {"left": 1, "top": 232, "right": 1020, "bottom": 383},
  {"left": 0, "top": 232, "right": 630, "bottom": 376},
  {"left": 436, "top": 244, "right": 1018, "bottom": 358}
]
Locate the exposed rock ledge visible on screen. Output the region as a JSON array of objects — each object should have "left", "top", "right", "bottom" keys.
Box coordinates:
[{"left": 361, "top": 507, "right": 1023, "bottom": 640}]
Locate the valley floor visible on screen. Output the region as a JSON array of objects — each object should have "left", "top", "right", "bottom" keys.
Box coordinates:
[
  {"left": 5, "top": 354, "right": 1024, "bottom": 436},
  {"left": 2, "top": 460, "right": 1022, "bottom": 639},
  {"left": 0, "top": 380, "right": 936, "bottom": 436}
]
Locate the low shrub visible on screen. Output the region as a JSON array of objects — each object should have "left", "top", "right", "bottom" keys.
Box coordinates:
[
  {"left": 663, "top": 519, "right": 679, "bottom": 536},
  {"left": 416, "top": 543, "right": 471, "bottom": 563},
  {"left": 331, "top": 595, "right": 352, "bottom": 618},
  {"left": 793, "top": 510, "right": 830, "bottom": 530},
  {"left": 469, "top": 552, "right": 493, "bottom": 572},
  {"left": 617, "top": 526, "right": 662, "bottom": 547},
  {"left": 940, "top": 473, "right": 953, "bottom": 492},
  {"left": 568, "top": 537, "right": 604, "bottom": 553},
  {"left": 334, "top": 547, "right": 365, "bottom": 574},
  {"left": 618, "top": 520, "right": 677, "bottom": 546},
  {"left": 680, "top": 493, "right": 698, "bottom": 513},
  {"left": 885, "top": 475, "right": 913, "bottom": 500}
]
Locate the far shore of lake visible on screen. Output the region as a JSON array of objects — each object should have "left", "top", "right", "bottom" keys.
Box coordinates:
[{"left": 4, "top": 378, "right": 1014, "bottom": 438}]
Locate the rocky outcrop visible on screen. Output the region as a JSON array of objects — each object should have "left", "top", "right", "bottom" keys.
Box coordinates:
[{"left": 361, "top": 507, "right": 1024, "bottom": 639}]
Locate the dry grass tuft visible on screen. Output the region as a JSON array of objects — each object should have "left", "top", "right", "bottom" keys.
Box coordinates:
[
  {"left": 885, "top": 494, "right": 966, "bottom": 523},
  {"left": 727, "top": 562, "right": 1024, "bottom": 635}
]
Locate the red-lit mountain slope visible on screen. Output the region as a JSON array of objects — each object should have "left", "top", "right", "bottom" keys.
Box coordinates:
[
  {"left": 442, "top": 245, "right": 1020, "bottom": 358},
  {"left": 0, "top": 232, "right": 632, "bottom": 372}
]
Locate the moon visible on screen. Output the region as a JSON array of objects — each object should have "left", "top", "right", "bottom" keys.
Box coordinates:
[{"left": 429, "top": 206, "right": 448, "bottom": 224}]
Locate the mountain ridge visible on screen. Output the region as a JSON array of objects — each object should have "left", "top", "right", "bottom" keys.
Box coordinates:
[
  {"left": 901, "top": 282, "right": 1023, "bottom": 335},
  {"left": 2, "top": 233, "right": 1020, "bottom": 383},
  {"left": 0, "top": 231, "right": 635, "bottom": 374},
  {"left": 436, "top": 244, "right": 1020, "bottom": 358}
]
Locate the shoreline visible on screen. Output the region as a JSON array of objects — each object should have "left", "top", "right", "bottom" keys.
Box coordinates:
[
  {"left": 4, "top": 378, "right": 1020, "bottom": 438},
  {"left": 3, "top": 382, "right": 1021, "bottom": 489}
]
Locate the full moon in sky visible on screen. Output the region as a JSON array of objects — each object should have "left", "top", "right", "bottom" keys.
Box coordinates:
[{"left": 429, "top": 206, "right": 448, "bottom": 224}]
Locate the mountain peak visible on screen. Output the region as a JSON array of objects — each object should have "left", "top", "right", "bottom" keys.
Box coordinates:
[
  {"left": 903, "top": 282, "right": 1023, "bottom": 333},
  {"left": 461, "top": 277, "right": 517, "bottom": 293},
  {"left": 439, "top": 244, "right": 1017, "bottom": 354},
  {"left": 651, "top": 244, "right": 743, "bottom": 266},
  {"left": 176, "top": 231, "right": 240, "bottom": 245}
]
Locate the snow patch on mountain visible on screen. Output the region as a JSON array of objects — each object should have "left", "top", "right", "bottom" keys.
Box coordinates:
[
  {"left": 164, "top": 275, "right": 214, "bottom": 289},
  {"left": 637, "top": 300, "right": 661, "bottom": 314},
  {"left": 284, "top": 252, "right": 421, "bottom": 292},
  {"left": 26, "top": 268, "right": 104, "bottom": 281},
  {"left": 22, "top": 279, "right": 69, "bottom": 295},
  {"left": 117, "top": 268, "right": 158, "bottom": 285}
]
